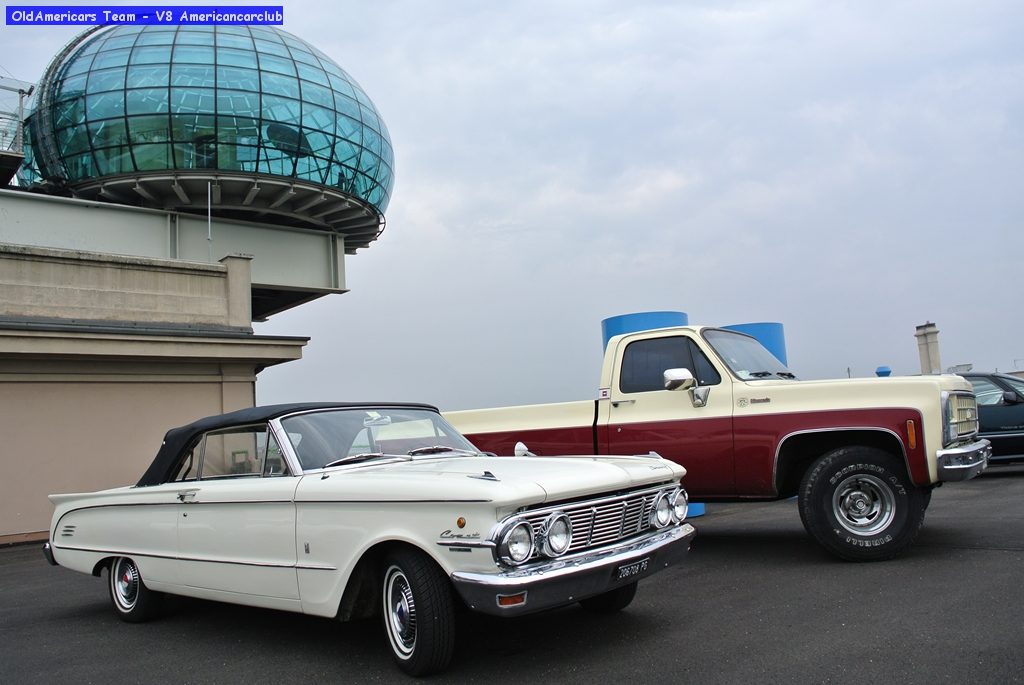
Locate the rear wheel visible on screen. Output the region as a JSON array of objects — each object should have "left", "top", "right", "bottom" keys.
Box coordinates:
[
  {"left": 108, "top": 556, "right": 162, "bottom": 622},
  {"left": 579, "top": 582, "right": 637, "bottom": 613},
  {"left": 381, "top": 549, "right": 456, "bottom": 676},
  {"left": 799, "top": 446, "right": 928, "bottom": 562}
]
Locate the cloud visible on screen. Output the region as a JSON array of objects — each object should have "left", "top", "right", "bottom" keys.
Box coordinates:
[{"left": 3, "top": 0, "right": 1023, "bottom": 406}]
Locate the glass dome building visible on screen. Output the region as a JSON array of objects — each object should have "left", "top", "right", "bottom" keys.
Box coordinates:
[{"left": 21, "top": 24, "right": 394, "bottom": 251}]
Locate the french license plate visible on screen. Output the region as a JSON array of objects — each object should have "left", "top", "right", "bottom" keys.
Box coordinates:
[{"left": 616, "top": 557, "right": 649, "bottom": 580}]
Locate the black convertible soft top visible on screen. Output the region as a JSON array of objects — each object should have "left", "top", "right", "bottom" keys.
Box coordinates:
[{"left": 136, "top": 402, "right": 440, "bottom": 487}]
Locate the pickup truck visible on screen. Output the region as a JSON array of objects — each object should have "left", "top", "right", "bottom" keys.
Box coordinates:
[{"left": 446, "top": 325, "right": 991, "bottom": 562}]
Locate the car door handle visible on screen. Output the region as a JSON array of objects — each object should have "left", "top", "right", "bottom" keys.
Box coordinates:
[
  {"left": 177, "top": 489, "right": 198, "bottom": 502},
  {"left": 611, "top": 399, "right": 635, "bottom": 407}
]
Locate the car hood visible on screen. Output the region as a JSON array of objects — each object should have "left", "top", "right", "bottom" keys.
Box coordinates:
[{"left": 295, "top": 454, "right": 685, "bottom": 507}]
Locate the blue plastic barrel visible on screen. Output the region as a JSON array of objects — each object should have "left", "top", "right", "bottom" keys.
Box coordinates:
[
  {"left": 601, "top": 311, "right": 688, "bottom": 350},
  {"left": 723, "top": 322, "right": 788, "bottom": 366}
]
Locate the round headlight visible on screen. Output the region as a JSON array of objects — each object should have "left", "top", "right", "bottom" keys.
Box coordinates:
[
  {"left": 651, "top": 493, "right": 673, "bottom": 528},
  {"left": 500, "top": 521, "right": 535, "bottom": 565},
  {"left": 671, "top": 488, "right": 688, "bottom": 522},
  {"left": 541, "top": 512, "right": 572, "bottom": 557}
]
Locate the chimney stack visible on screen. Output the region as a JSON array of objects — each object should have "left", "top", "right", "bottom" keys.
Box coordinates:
[{"left": 915, "top": 322, "right": 941, "bottom": 374}]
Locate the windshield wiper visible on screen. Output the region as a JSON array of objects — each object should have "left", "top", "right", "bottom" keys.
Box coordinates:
[
  {"left": 776, "top": 371, "right": 797, "bottom": 379},
  {"left": 748, "top": 371, "right": 774, "bottom": 378},
  {"left": 406, "top": 446, "right": 479, "bottom": 456},
  {"left": 321, "top": 452, "right": 411, "bottom": 468}
]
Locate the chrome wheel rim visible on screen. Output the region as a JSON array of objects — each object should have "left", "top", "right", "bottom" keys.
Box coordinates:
[
  {"left": 384, "top": 565, "right": 416, "bottom": 658},
  {"left": 832, "top": 473, "right": 895, "bottom": 535},
  {"left": 113, "top": 558, "right": 140, "bottom": 611}
]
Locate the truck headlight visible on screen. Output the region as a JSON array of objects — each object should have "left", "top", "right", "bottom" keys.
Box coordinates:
[
  {"left": 941, "top": 391, "right": 957, "bottom": 446},
  {"left": 540, "top": 512, "right": 572, "bottom": 557},
  {"left": 651, "top": 492, "right": 673, "bottom": 528},
  {"left": 498, "top": 521, "right": 534, "bottom": 565},
  {"left": 671, "top": 488, "right": 688, "bottom": 522}
]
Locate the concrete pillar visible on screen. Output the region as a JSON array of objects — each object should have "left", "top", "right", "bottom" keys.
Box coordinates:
[
  {"left": 220, "top": 253, "right": 254, "bottom": 330},
  {"left": 915, "top": 322, "right": 941, "bottom": 374}
]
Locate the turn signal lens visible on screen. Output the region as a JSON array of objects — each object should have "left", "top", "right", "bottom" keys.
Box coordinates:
[
  {"left": 906, "top": 420, "right": 917, "bottom": 450},
  {"left": 497, "top": 592, "right": 528, "bottom": 608}
]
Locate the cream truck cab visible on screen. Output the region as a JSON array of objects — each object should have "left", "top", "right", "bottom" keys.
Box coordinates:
[{"left": 447, "top": 326, "right": 990, "bottom": 562}]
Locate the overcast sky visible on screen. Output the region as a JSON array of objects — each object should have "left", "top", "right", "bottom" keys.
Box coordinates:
[{"left": 3, "top": 1, "right": 1022, "bottom": 410}]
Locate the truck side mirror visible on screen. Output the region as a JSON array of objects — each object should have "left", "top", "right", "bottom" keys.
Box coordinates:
[{"left": 664, "top": 368, "right": 696, "bottom": 391}]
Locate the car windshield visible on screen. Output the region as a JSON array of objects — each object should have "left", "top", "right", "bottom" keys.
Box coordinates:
[
  {"left": 703, "top": 329, "right": 796, "bottom": 381},
  {"left": 280, "top": 407, "right": 481, "bottom": 471},
  {"left": 1002, "top": 375, "right": 1024, "bottom": 397}
]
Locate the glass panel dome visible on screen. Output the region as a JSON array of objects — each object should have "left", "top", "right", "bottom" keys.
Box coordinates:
[{"left": 21, "top": 25, "right": 394, "bottom": 249}]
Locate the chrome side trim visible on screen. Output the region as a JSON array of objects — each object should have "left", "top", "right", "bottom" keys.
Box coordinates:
[
  {"left": 49, "top": 544, "right": 321, "bottom": 570},
  {"left": 773, "top": 426, "right": 907, "bottom": 494},
  {"left": 436, "top": 539, "right": 495, "bottom": 549}
]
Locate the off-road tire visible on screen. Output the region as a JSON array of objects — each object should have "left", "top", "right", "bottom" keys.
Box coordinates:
[{"left": 799, "top": 446, "right": 929, "bottom": 562}]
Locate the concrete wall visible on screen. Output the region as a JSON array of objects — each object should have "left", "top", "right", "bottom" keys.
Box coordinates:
[
  {"left": 0, "top": 362, "right": 245, "bottom": 540},
  {"left": 0, "top": 244, "right": 250, "bottom": 329},
  {"left": 0, "top": 189, "right": 346, "bottom": 294},
  {"left": 0, "top": 242, "right": 307, "bottom": 542}
]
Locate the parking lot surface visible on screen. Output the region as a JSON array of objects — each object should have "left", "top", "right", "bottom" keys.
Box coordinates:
[{"left": 3, "top": 466, "right": 1022, "bottom": 684}]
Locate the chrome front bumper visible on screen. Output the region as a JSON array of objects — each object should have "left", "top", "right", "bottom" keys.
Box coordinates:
[
  {"left": 936, "top": 438, "right": 991, "bottom": 481},
  {"left": 450, "top": 523, "right": 696, "bottom": 617}
]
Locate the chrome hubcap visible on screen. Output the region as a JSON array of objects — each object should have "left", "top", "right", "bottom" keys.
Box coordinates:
[
  {"left": 832, "top": 474, "right": 895, "bottom": 535},
  {"left": 384, "top": 566, "right": 416, "bottom": 657},
  {"left": 114, "top": 558, "right": 139, "bottom": 609}
]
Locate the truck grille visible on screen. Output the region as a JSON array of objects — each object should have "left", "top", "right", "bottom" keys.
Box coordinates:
[
  {"left": 950, "top": 391, "right": 980, "bottom": 438},
  {"left": 519, "top": 486, "right": 668, "bottom": 558}
]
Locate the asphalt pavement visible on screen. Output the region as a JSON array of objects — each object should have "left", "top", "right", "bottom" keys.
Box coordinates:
[{"left": 2, "top": 465, "right": 1022, "bottom": 684}]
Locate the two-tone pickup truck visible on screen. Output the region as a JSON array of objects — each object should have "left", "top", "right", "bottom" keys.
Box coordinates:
[{"left": 446, "top": 326, "right": 991, "bottom": 562}]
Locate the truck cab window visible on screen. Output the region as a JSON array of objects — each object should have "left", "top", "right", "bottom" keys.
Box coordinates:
[{"left": 620, "top": 337, "right": 720, "bottom": 393}]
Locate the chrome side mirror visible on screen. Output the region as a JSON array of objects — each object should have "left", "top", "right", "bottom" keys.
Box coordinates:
[
  {"left": 664, "top": 368, "right": 696, "bottom": 391},
  {"left": 514, "top": 441, "right": 535, "bottom": 457}
]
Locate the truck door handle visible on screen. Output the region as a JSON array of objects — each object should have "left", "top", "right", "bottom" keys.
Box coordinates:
[
  {"left": 177, "top": 489, "right": 198, "bottom": 502},
  {"left": 611, "top": 399, "right": 635, "bottom": 407}
]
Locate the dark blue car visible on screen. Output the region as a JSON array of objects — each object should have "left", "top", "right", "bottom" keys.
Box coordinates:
[{"left": 962, "top": 373, "right": 1024, "bottom": 463}]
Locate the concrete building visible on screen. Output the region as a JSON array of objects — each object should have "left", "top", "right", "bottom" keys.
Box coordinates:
[{"left": 1, "top": 24, "right": 394, "bottom": 542}]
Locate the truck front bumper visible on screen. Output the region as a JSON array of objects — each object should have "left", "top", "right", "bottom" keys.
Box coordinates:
[
  {"left": 936, "top": 438, "right": 991, "bottom": 481},
  {"left": 450, "top": 522, "right": 695, "bottom": 617}
]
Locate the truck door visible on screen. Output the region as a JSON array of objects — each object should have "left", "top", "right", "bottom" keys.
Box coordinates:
[{"left": 600, "top": 333, "right": 735, "bottom": 496}]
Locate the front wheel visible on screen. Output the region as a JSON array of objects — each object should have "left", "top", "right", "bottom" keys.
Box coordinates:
[
  {"left": 108, "top": 556, "right": 162, "bottom": 622},
  {"left": 381, "top": 549, "right": 456, "bottom": 676},
  {"left": 798, "top": 447, "right": 928, "bottom": 562}
]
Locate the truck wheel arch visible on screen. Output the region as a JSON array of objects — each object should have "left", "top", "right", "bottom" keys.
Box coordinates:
[{"left": 774, "top": 428, "right": 909, "bottom": 498}]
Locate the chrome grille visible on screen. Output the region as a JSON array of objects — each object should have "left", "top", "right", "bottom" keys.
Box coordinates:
[
  {"left": 520, "top": 487, "right": 664, "bottom": 558},
  {"left": 950, "top": 392, "right": 979, "bottom": 438}
]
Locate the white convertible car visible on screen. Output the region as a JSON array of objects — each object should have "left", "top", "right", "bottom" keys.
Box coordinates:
[{"left": 44, "top": 402, "right": 695, "bottom": 676}]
